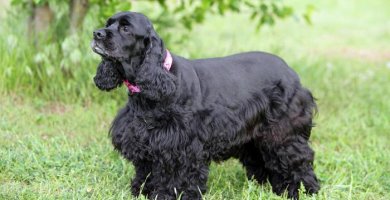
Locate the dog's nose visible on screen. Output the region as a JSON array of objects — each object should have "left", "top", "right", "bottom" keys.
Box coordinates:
[{"left": 93, "top": 29, "right": 106, "bottom": 40}]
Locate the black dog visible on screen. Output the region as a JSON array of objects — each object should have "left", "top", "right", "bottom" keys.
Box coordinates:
[{"left": 91, "top": 11, "right": 319, "bottom": 200}]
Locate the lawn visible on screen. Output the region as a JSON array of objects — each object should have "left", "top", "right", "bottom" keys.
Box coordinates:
[{"left": 1, "top": 0, "right": 389, "bottom": 199}]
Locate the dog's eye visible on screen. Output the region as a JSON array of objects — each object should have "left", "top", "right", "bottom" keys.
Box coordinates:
[{"left": 121, "top": 25, "right": 130, "bottom": 33}]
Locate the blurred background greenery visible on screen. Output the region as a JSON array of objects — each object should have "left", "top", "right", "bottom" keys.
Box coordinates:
[
  {"left": 0, "top": 0, "right": 389, "bottom": 199},
  {"left": 0, "top": 0, "right": 313, "bottom": 104}
]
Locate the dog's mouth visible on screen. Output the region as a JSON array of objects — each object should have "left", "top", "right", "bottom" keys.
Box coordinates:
[
  {"left": 91, "top": 40, "right": 108, "bottom": 57},
  {"left": 91, "top": 40, "right": 130, "bottom": 63},
  {"left": 91, "top": 40, "right": 138, "bottom": 83}
]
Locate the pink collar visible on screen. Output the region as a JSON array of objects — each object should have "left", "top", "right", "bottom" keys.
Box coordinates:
[{"left": 124, "top": 49, "right": 172, "bottom": 94}]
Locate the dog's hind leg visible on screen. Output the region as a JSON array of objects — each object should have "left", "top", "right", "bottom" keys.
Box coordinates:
[
  {"left": 239, "top": 141, "right": 268, "bottom": 184},
  {"left": 258, "top": 86, "right": 320, "bottom": 199},
  {"left": 261, "top": 134, "right": 319, "bottom": 199}
]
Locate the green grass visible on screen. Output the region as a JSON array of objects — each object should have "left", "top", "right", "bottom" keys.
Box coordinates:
[{"left": 1, "top": 0, "right": 390, "bottom": 199}]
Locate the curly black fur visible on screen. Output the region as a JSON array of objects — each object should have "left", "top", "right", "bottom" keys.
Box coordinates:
[
  {"left": 91, "top": 11, "right": 320, "bottom": 200},
  {"left": 93, "top": 60, "right": 123, "bottom": 91}
]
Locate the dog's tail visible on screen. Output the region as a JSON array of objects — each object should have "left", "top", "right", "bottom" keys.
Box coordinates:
[{"left": 290, "top": 86, "right": 317, "bottom": 139}]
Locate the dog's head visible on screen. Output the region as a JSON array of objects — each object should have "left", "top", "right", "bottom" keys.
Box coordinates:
[
  {"left": 91, "top": 12, "right": 176, "bottom": 100},
  {"left": 91, "top": 12, "right": 152, "bottom": 60},
  {"left": 91, "top": 12, "right": 152, "bottom": 91}
]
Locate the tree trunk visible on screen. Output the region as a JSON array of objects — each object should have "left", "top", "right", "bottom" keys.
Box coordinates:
[
  {"left": 69, "top": 0, "right": 89, "bottom": 35},
  {"left": 28, "top": 2, "right": 54, "bottom": 39}
]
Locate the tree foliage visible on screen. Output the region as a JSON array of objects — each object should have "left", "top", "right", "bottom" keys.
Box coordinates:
[
  {"left": 11, "top": 0, "right": 312, "bottom": 41},
  {"left": 6, "top": 0, "right": 312, "bottom": 100}
]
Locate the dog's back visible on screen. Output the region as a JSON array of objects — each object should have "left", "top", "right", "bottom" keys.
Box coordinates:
[{"left": 173, "top": 51, "right": 302, "bottom": 108}]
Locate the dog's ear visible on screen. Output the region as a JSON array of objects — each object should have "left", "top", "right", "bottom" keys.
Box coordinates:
[
  {"left": 135, "top": 25, "right": 176, "bottom": 101},
  {"left": 93, "top": 59, "right": 123, "bottom": 91}
]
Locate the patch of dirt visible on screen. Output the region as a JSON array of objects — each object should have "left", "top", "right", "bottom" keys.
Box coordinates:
[
  {"left": 320, "top": 47, "right": 390, "bottom": 62},
  {"left": 44, "top": 103, "right": 70, "bottom": 114},
  {"left": 340, "top": 47, "right": 390, "bottom": 61}
]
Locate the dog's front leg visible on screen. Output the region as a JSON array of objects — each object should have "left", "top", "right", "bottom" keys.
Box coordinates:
[
  {"left": 147, "top": 139, "right": 210, "bottom": 200},
  {"left": 131, "top": 160, "right": 153, "bottom": 197},
  {"left": 148, "top": 160, "right": 209, "bottom": 200}
]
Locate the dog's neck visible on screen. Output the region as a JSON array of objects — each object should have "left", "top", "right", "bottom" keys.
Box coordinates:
[
  {"left": 120, "top": 55, "right": 144, "bottom": 82},
  {"left": 121, "top": 49, "right": 173, "bottom": 94},
  {"left": 118, "top": 34, "right": 176, "bottom": 99},
  {"left": 120, "top": 38, "right": 169, "bottom": 82}
]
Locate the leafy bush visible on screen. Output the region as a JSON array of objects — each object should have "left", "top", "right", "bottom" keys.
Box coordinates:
[{"left": 1, "top": 0, "right": 312, "bottom": 103}]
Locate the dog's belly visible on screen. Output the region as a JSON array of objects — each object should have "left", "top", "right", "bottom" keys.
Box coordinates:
[{"left": 190, "top": 101, "right": 268, "bottom": 161}]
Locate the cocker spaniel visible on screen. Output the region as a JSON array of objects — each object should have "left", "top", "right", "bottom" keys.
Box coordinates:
[{"left": 91, "top": 11, "right": 320, "bottom": 200}]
